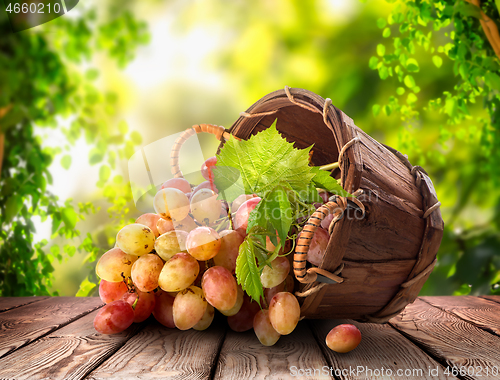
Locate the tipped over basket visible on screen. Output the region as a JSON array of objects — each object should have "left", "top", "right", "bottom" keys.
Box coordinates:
[{"left": 224, "top": 87, "right": 443, "bottom": 323}]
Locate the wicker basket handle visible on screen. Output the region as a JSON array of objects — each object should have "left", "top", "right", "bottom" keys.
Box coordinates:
[
  {"left": 293, "top": 193, "right": 365, "bottom": 284},
  {"left": 170, "top": 124, "right": 233, "bottom": 178}
]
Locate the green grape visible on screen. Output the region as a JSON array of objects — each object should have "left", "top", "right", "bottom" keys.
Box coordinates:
[
  {"left": 116, "top": 223, "right": 155, "bottom": 256},
  {"left": 190, "top": 188, "right": 221, "bottom": 225},
  {"left": 173, "top": 286, "right": 207, "bottom": 330},
  {"left": 154, "top": 230, "right": 188, "bottom": 261},
  {"left": 154, "top": 188, "right": 190, "bottom": 221},
  {"left": 96, "top": 247, "right": 138, "bottom": 282}
]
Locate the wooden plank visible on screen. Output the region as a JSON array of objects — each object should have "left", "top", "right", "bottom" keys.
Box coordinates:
[
  {"left": 0, "top": 297, "right": 103, "bottom": 359},
  {"left": 421, "top": 296, "right": 500, "bottom": 337},
  {"left": 480, "top": 295, "right": 500, "bottom": 305},
  {"left": 0, "top": 309, "right": 142, "bottom": 380},
  {"left": 87, "top": 318, "right": 226, "bottom": 379},
  {"left": 390, "top": 299, "right": 500, "bottom": 380},
  {"left": 309, "top": 319, "right": 455, "bottom": 380},
  {"left": 214, "top": 321, "right": 333, "bottom": 380},
  {"left": 0, "top": 296, "right": 49, "bottom": 313}
]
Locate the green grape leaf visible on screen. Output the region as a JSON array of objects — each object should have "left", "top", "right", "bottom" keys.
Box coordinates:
[
  {"left": 247, "top": 184, "right": 293, "bottom": 244},
  {"left": 236, "top": 238, "right": 264, "bottom": 303},
  {"left": 213, "top": 120, "right": 314, "bottom": 203},
  {"left": 311, "top": 167, "right": 352, "bottom": 197}
]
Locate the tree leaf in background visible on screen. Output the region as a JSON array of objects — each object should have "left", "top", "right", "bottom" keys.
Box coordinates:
[{"left": 61, "top": 155, "right": 72, "bottom": 170}]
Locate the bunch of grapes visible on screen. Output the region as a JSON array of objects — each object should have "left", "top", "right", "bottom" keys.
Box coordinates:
[{"left": 93, "top": 156, "right": 334, "bottom": 347}]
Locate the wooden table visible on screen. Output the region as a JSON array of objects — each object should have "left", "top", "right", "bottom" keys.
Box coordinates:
[{"left": 0, "top": 296, "right": 499, "bottom": 379}]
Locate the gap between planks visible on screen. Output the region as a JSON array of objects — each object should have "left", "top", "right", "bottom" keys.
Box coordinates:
[
  {"left": 0, "top": 296, "right": 50, "bottom": 313},
  {"left": 389, "top": 298, "right": 500, "bottom": 380},
  {"left": 0, "top": 309, "right": 146, "bottom": 380},
  {"left": 0, "top": 297, "right": 104, "bottom": 360},
  {"left": 308, "top": 318, "right": 456, "bottom": 380}
]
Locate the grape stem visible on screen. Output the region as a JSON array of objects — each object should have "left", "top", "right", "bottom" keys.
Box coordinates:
[{"left": 319, "top": 161, "right": 339, "bottom": 171}]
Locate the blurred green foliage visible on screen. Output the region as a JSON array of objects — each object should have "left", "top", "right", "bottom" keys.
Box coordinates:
[
  {"left": 0, "top": 2, "right": 149, "bottom": 296},
  {"left": 1, "top": 0, "right": 499, "bottom": 297}
]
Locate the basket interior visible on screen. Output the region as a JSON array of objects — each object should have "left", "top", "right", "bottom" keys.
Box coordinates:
[{"left": 244, "top": 105, "right": 340, "bottom": 174}]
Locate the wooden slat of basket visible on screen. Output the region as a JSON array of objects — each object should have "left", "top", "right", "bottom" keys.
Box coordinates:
[{"left": 303, "top": 259, "right": 417, "bottom": 319}]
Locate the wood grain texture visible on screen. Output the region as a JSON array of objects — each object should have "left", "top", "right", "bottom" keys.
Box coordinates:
[
  {"left": 302, "top": 259, "right": 416, "bottom": 319},
  {"left": 214, "top": 321, "right": 333, "bottom": 380},
  {"left": 480, "top": 295, "right": 500, "bottom": 305},
  {"left": 0, "top": 296, "right": 49, "bottom": 313},
  {"left": 421, "top": 296, "right": 500, "bottom": 337},
  {"left": 87, "top": 318, "right": 226, "bottom": 380},
  {"left": 0, "top": 309, "right": 141, "bottom": 380},
  {"left": 309, "top": 319, "right": 456, "bottom": 380},
  {"left": 390, "top": 299, "right": 500, "bottom": 380},
  {"left": 0, "top": 297, "right": 103, "bottom": 359}
]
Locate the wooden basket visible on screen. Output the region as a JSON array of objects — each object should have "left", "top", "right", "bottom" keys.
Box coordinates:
[{"left": 171, "top": 87, "right": 444, "bottom": 323}]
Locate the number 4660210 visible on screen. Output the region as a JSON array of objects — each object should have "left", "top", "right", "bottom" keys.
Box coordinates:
[{"left": 6, "top": 2, "right": 62, "bottom": 14}]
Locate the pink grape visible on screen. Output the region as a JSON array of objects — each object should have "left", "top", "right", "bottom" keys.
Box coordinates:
[
  {"left": 152, "top": 290, "right": 175, "bottom": 328},
  {"left": 220, "top": 284, "right": 244, "bottom": 316},
  {"left": 227, "top": 295, "right": 261, "bottom": 332},
  {"left": 158, "top": 252, "right": 199, "bottom": 292},
  {"left": 201, "top": 156, "right": 217, "bottom": 182},
  {"left": 231, "top": 194, "right": 255, "bottom": 212},
  {"left": 253, "top": 309, "right": 281, "bottom": 346},
  {"left": 122, "top": 290, "right": 156, "bottom": 323},
  {"left": 186, "top": 227, "right": 221, "bottom": 261},
  {"left": 157, "top": 217, "right": 174, "bottom": 235},
  {"left": 268, "top": 292, "right": 300, "bottom": 335},
  {"left": 153, "top": 188, "right": 190, "bottom": 221},
  {"left": 135, "top": 213, "right": 161, "bottom": 237},
  {"left": 99, "top": 279, "right": 128, "bottom": 304},
  {"left": 213, "top": 230, "right": 244, "bottom": 274},
  {"left": 193, "top": 180, "right": 218, "bottom": 194},
  {"left": 318, "top": 190, "right": 329, "bottom": 203},
  {"left": 161, "top": 178, "right": 192, "bottom": 193},
  {"left": 298, "top": 227, "right": 329, "bottom": 266},
  {"left": 320, "top": 213, "right": 334, "bottom": 230},
  {"left": 233, "top": 197, "right": 261, "bottom": 232},
  {"left": 201, "top": 266, "right": 237, "bottom": 311},
  {"left": 93, "top": 300, "right": 134, "bottom": 334},
  {"left": 96, "top": 247, "right": 138, "bottom": 282},
  {"left": 155, "top": 230, "right": 188, "bottom": 261},
  {"left": 131, "top": 253, "right": 164, "bottom": 292},
  {"left": 326, "top": 324, "right": 362, "bottom": 353},
  {"left": 264, "top": 274, "right": 295, "bottom": 306},
  {"left": 193, "top": 304, "right": 215, "bottom": 331},
  {"left": 173, "top": 286, "right": 207, "bottom": 330},
  {"left": 260, "top": 257, "right": 290, "bottom": 288},
  {"left": 174, "top": 215, "right": 198, "bottom": 233}
]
